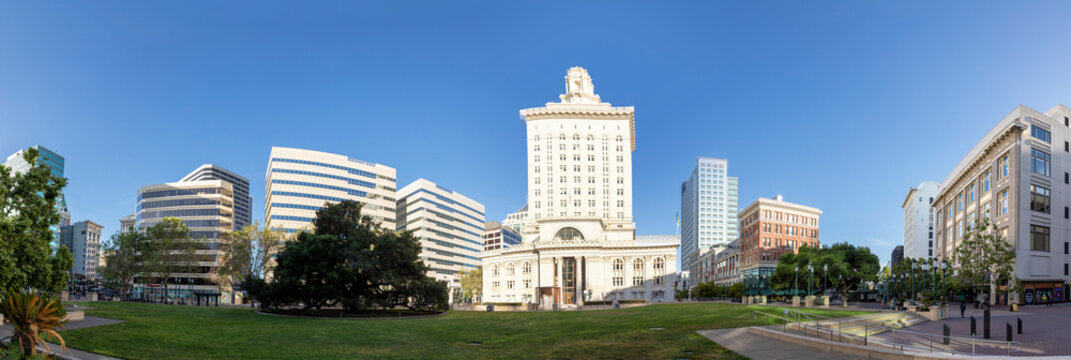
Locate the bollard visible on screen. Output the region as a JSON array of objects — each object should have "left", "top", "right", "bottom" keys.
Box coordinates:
[
  {"left": 984, "top": 309, "right": 991, "bottom": 339},
  {"left": 943, "top": 324, "right": 951, "bottom": 345},
  {"left": 970, "top": 316, "right": 977, "bottom": 336},
  {"left": 1018, "top": 317, "right": 1022, "bottom": 334},
  {"left": 1006, "top": 323, "right": 1012, "bottom": 342}
]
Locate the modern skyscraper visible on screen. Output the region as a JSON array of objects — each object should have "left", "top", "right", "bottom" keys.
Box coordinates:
[
  {"left": 4, "top": 145, "right": 71, "bottom": 247},
  {"left": 264, "top": 147, "right": 397, "bottom": 233},
  {"left": 135, "top": 165, "right": 246, "bottom": 302},
  {"left": 396, "top": 178, "right": 485, "bottom": 297},
  {"left": 932, "top": 104, "right": 1071, "bottom": 305},
  {"left": 680, "top": 157, "right": 739, "bottom": 274},
  {"left": 902, "top": 181, "right": 939, "bottom": 259},
  {"left": 180, "top": 164, "right": 253, "bottom": 229},
  {"left": 483, "top": 221, "right": 523, "bottom": 252},
  {"left": 481, "top": 67, "right": 679, "bottom": 307},
  {"left": 737, "top": 195, "right": 821, "bottom": 294},
  {"left": 59, "top": 220, "right": 103, "bottom": 286}
]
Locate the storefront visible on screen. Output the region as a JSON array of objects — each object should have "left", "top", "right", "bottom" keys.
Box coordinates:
[{"left": 1022, "top": 281, "right": 1066, "bottom": 305}]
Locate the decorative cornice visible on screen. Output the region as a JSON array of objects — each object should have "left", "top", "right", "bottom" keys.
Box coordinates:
[
  {"left": 520, "top": 105, "right": 637, "bottom": 151},
  {"left": 934, "top": 121, "right": 1026, "bottom": 202}
]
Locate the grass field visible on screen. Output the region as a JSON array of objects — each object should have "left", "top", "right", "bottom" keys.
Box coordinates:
[{"left": 60, "top": 302, "right": 868, "bottom": 359}]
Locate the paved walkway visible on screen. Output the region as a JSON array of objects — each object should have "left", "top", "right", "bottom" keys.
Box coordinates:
[
  {"left": 888, "top": 302, "right": 1071, "bottom": 357},
  {"left": 698, "top": 327, "right": 866, "bottom": 359}
]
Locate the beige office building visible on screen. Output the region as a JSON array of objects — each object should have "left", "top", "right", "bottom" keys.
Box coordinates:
[
  {"left": 264, "top": 147, "right": 397, "bottom": 233},
  {"left": 933, "top": 104, "right": 1071, "bottom": 305}
]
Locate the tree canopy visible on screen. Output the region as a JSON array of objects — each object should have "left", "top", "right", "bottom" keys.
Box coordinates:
[
  {"left": 951, "top": 218, "right": 1019, "bottom": 304},
  {"left": 0, "top": 148, "right": 73, "bottom": 292},
  {"left": 247, "top": 200, "right": 448, "bottom": 313},
  {"left": 769, "top": 243, "right": 879, "bottom": 298}
]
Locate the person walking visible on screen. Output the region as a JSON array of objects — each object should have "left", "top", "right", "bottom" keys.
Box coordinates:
[
  {"left": 1049, "top": 292, "right": 1054, "bottom": 308},
  {"left": 960, "top": 300, "right": 967, "bottom": 318}
]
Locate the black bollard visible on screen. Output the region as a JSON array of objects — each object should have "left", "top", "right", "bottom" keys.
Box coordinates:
[
  {"left": 971, "top": 316, "right": 977, "bottom": 336},
  {"left": 1007, "top": 323, "right": 1012, "bottom": 342},
  {"left": 984, "top": 308, "right": 991, "bottom": 339},
  {"left": 1018, "top": 317, "right": 1022, "bottom": 334},
  {"left": 943, "top": 324, "right": 951, "bottom": 345}
]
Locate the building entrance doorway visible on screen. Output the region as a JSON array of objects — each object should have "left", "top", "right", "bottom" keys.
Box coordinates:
[{"left": 563, "top": 257, "right": 576, "bottom": 304}]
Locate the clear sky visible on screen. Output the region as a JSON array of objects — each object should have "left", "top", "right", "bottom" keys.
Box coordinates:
[{"left": 3, "top": 1, "right": 1071, "bottom": 266}]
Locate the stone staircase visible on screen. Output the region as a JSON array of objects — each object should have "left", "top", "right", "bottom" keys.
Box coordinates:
[{"left": 814, "top": 312, "right": 928, "bottom": 336}]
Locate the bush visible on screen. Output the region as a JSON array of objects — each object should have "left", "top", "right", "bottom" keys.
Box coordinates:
[{"left": 0, "top": 289, "right": 68, "bottom": 357}]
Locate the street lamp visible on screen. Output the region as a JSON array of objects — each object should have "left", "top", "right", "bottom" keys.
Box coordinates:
[
  {"left": 794, "top": 265, "right": 799, "bottom": 298},
  {"left": 922, "top": 261, "right": 931, "bottom": 305},
  {"left": 807, "top": 264, "right": 814, "bottom": 297},
  {"left": 823, "top": 263, "right": 828, "bottom": 297},
  {"left": 912, "top": 261, "right": 917, "bottom": 303}
]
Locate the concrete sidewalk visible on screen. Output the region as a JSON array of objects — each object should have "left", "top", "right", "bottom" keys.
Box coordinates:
[{"left": 698, "top": 327, "right": 867, "bottom": 359}]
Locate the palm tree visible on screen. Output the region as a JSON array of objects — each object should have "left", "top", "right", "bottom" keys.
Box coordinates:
[{"left": 0, "top": 289, "right": 68, "bottom": 356}]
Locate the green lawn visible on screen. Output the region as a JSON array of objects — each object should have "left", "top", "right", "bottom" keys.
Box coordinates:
[{"left": 60, "top": 302, "right": 868, "bottom": 359}]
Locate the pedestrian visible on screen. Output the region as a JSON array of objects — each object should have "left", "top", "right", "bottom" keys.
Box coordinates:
[
  {"left": 1049, "top": 292, "right": 1054, "bottom": 308},
  {"left": 960, "top": 300, "right": 967, "bottom": 318}
]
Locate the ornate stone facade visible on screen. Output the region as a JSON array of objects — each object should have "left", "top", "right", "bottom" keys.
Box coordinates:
[{"left": 481, "top": 67, "right": 679, "bottom": 308}]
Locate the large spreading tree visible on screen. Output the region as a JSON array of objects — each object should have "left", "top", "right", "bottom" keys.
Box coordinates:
[
  {"left": 214, "top": 222, "right": 287, "bottom": 295},
  {"left": 769, "top": 243, "right": 879, "bottom": 300},
  {"left": 247, "top": 200, "right": 448, "bottom": 313},
  {"left": 0, "top": 148, "right": 73, "bottom": 292}
]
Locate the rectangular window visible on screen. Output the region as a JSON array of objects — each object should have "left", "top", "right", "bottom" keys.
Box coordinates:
[
  {"left": 1032, "top": 148, "right": 1051, "bottom": 176},
  {"left": 1065, "top": 141, "right": 1069, "bottom": 152},
  {"left": 1000, "top": 190, "right": 1009, "bottom": 215},
  {"left": 1032, "top": 125, "right": 1052, "bottom": 143},
  {"left": 1065, "top": 242, "right": 1069, "bottom": 255},
  {"left": 1066, "top": 207, "right": 1069, "bottom": 219},
  {"left": 983, "top": 202, "right": 991, "bottom": 220},
  {"left": 1066, "top": 172, "right": 1069, "bottom": 184},
  {"left": 999, "top": 154, "right": 1009, "bottom": 179},
  {"left": 969, "top": 184, "right": 975, "bottom": 203},
  {"left": 1031, "top": 225, "right": 1050, "bottom": 252},
  {"left": 1031, "top": 185, "right": 1051, "bottom": 213},
  {"left": 1065, "top": 264, "right": 1068, "bottom": 276},
  {"left": 983, "top": 171, "right": 991, "bottom": 192}
]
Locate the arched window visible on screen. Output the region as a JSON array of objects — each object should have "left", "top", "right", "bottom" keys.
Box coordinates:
[
  {"left": 534, "top": 135, "right": 541, "bottom": 141},
  {"left": 612, "top": 259, "right": 624, "bottom": 286},
  {"left": 653, "top": 258, "right": 665, "bottom": 285},
  {"left": 492, "top": 265, "right": 500, "bottom": 277},
  {"left": 553, "top": 227, "right": 584, "bottom": 241},
  {"left": 573, "top": 134, "right": 580, "bottom": 141},
  {"left": 632, "top": 259, "right": 645, "bottom": 285},
  {"left": 587, "top": 134, "right": 594, "bottom": 141},
  {"left": 507, "top": 263, "right": 515, "bottom": 276},
  {"left": 522, "top": 261, "right": 532, "bottom": 275},
  {"left": 616, "top": 135, "right": 623, "bottom": 142},
  {"left": 560, "top": 134, "right": 566, "bottom": 140}
]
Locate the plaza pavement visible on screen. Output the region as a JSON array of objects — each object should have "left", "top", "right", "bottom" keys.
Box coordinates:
[
  {"left": 698, "top": 327, "right": 867, "bottom": 359},
  {"left": 885, "top": 302, "right": 1071, "bottom": 357}
]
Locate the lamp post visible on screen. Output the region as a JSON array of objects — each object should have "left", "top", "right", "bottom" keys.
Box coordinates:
[
  {"left": 808, "top": 264, "right": 814, "bottom": 297},
  {"left": 930, "top": 260, "right": 937, "bottom": 306},
  {"left": 823, "top": 263, "right": 828, "bottom": 297},
  {"left": 922, "top": 261, "right": 931, "bottom": 305},
  {"left": 941, "top": 260, "right": 948, "bottom": 303},
  {"left": 794, "top": 265, "right": 799, "bottom": 298},
  {"left": 912, "top": 261, "right": 917, "bottom": 303}
]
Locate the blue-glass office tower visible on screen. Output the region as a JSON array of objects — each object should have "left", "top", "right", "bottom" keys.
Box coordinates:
[{"left": 4, "top": 145, "right": 71, "bottom": 249}]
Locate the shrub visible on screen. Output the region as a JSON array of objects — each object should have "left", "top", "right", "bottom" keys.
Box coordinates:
[{"left": 0, "top": 289, "right": 67, "bottom": 357}]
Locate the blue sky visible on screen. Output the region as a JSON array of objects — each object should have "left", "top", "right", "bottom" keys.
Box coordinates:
[{"left": 3, "top": 1, "right": 1071, "bottom": 266}]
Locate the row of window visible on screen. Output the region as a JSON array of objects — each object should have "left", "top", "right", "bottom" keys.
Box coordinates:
[
  {"left": 271, "top": 158, "right": 382, "bottom": 180},
  {"left": 139, "top": 187, "right": 223, "bottom": 200},
  {"left": 271, "top": 168, "right": 378, "bottom": 190}
]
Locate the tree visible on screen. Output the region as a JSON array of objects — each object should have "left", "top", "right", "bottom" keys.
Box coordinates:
[
  {"left": 729, "top": 282, "right": 745, "bottom": 299},
  {"left": 142, "top": 218, "right": 196, "bottom": 302},
  {"left": 457, "top": 266, "right": 482, "bottom": 303},
  {"left": 100, "top": 230, "right": 151, "bottom": 299},
  {"left": 0, "top": 148, "right": 72, "bottom": 292},
  {"left": 769, "top": 243, "right": 879, "bottom": 300},
  {"left": 249, "top": 200, "right": 448, "bottom": 313},
  {"left": 215, "top": 223, "right": 287, "bottom": 296},
  {"left": 0, "top": 289, "right": 68, "bottom": 357},
  {"left": 951, "top": 218, "right": 1019, "bottom": 305}
]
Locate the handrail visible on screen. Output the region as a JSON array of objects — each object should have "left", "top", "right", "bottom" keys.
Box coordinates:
[{"left": 881, "top": 328, "right": 1023, "bottom": 356}]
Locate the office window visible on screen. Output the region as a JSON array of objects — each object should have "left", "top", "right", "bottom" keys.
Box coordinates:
[
  {"left": 1032, "top": 149, "right": 1051, "bottom": 176},
  {"left": 983, "top": 202, "right": 991, "bottom": 220},
  {"left": 1000, "top": 190, "right": 1009, "bottom": 215},
  {"left": 1066, "top": 141, "right": 1069, "bottom": 152},
  {"left": 957, "top": 195, "right": 964, "bottom": 210},
  {"left": 1066, "top": 207, "right": 1069, "bottom": 219},
  {"left": 1066, "top": 116, "right": 1069, "bottom": 127},
  {"left": 1030, "top": 185, "right": 1051, "bottom": 213},
  {"left": 1065, "top": 242, "right": 1069, "bottom": 255},
  {"left": 1031, "top": 225, "right": 1050, "bottom": 252},
  {"left": 983, "top": 171, "right": 991, "bottom": 192},
  {"left": 999, "top": 154, "right": 1009, "bottom": 179},
  {"left": 1032, "top": 125, "right": 1052, "bottom": 143},
  {"left": 1065, "top": 264, "right": 1068, "bottom": 276},
  {"left": 1066, "top": 172, "right": 1069, "bottom": 184},
  {"left": 969, "top": 184, "right": 975, "bottom": 203}
]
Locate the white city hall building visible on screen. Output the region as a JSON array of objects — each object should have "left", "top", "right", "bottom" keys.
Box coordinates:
[{"left": 481, "top": 67, "right": 679, "bottom": 308}]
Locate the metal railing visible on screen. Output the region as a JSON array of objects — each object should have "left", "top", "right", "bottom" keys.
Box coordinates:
[
  {"left": 753, "top": 311, "right": 1022, "bottom": 357},
  {"left": 883, "top": 328, "right": 1022, "bottom": 357}
]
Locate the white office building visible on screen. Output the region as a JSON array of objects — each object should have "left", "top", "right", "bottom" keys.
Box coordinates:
[
  {"left": 680, "top": 157, "right": 739, "bottom": 273},
  {"left": 481, "top": 67, "right": 679, "bottom": 308},
  {"left": 902, "top": 181, "right": 939, "bottom": 259},
  {"left": 264, "top": 147, "right": 397, "bottom": 233},
  {"left": 396, "top": 178, "right": 485, "bottom": 296},
  {"left": 59, "top": 220, "right": 103, "bottom": 283}
]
